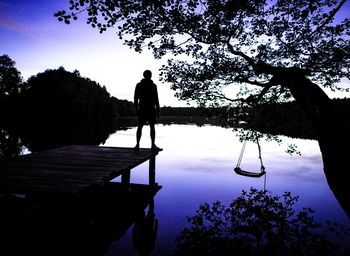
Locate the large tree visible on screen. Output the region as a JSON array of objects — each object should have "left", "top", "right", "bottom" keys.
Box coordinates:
[
  {"left": 0, "top": 55, "right": 23, "bottom": 132},
  {"left": 0, "top": 54, "right": 22, "bottom": 98},
  {"left": 56, "top": 0, "right": 350, "bottom": 217},
  {"left": 19, "top": 67, "right": 116, "bottom": 151}
]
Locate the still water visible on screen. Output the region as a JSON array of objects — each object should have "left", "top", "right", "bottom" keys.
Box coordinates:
[{"left": 102, "top": 124, "right": 349, "bottom": 255}]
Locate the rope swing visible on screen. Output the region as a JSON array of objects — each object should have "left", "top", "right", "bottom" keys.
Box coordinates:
[{"left": 234, "top": 138, "right": 266, "bottom": 178}]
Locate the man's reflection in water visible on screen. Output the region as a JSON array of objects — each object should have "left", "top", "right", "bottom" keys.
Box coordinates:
[{"left": 132, "top": 199, "right": 158, "bottom": 256}]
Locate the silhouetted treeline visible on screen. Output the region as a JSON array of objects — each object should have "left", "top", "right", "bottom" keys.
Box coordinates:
[
  {"left": 110, "top": 104, "right": 208, "bottom": 118},
  {"left": 157, "top": 99, "right": 350, "bottom": 140},
  {"left": 112, "top": 97, "right": 136, "bottom": 117},
  {"left": 239, "top": 98, "right": 350, "bottom": 139},
  {"left": 1, "top": 67, "right": 119, "bottom": 153},
  {"left": 160, "top": 106, "right": 205, "bottom": 117}
]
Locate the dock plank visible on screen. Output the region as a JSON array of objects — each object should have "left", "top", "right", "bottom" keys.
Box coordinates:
[{"left": 0, "top": 145, "right": 161, "bottom": 195}]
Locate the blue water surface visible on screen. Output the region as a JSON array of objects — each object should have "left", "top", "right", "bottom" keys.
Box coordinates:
[{"left": 102, "top": 124, "right": 350, "bottom": 256}]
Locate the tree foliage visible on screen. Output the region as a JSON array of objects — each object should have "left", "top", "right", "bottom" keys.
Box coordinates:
[
  {"left": 23, "top": 67, "right": 114, "bottom": 123},
  {"left": 56, "top": 0, "right": 350, "bottom": 106},
  {"left": 173, "top": 188, "right": 350, "bottom": 256},
  {"left": 0, "top": 54, "right": 23, "bottom": 98},
  {"left": 6, "top": 67, "right": 116, "bottom": 151}
]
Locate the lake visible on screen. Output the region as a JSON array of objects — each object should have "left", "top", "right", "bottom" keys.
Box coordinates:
[{"left": 101, "top": 124, "right": 350, "bottom": 255}]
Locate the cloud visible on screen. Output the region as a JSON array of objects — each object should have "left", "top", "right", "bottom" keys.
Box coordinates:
[
  {"left": 0, "top": 16, "right": 35, "bottom": 37},
  {"left": 0, "top": 1, "right": 35, "bottom": 37}
]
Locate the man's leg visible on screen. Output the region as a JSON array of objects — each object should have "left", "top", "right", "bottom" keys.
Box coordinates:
[
  {"left": 150, "top": 123, "right": 161, "bottom": 150},
  {"left": 135, "top": 123, "right": 143, "bottom": 150},
  {"left": 150, "top": 124, "right": 155, "bottom": 147}
]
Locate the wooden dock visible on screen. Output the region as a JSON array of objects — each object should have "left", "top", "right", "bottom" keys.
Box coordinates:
[
  {"left": 0, "top": 145, "right": 163, "bottom": 255},
  {"left": 0, "top": 145, "right": 162, "bottom": 196}
]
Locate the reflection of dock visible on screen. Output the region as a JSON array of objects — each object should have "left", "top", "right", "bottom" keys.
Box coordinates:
[
  {"left": 0, "top": 145, "right": 162, "bottom": 256},
  {"left": 1, "top": 182, "right": 161, "bottom": 256}
]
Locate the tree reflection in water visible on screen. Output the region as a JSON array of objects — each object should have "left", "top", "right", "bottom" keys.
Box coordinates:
[
  {"left": 173, "top": 188, "right": 349, "bottom": 256},
  {"left": 0, "top": 120, "right": 116, "bottom": 156},
  {"left": 0, "top": 128, "right": 26, "bottom": 157}
]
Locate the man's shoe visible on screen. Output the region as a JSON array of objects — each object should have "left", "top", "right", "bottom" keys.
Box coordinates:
[{"left": 151, "top": 145, "right": 162, "bottom": 151}]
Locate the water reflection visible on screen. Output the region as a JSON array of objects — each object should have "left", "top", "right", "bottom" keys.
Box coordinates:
[
  {"left": 0, "top": 115, "right": 117, "bottom": 156},
  {"left": 132, "top": 199, "right": 158, "bottom": 256},
  {"left": 0, "top": 128, "right": 26, "bottom": 157},
  {"left": 0, "top": 182, "right": 161, "bottom": 256},
  {"left": 0, "top": 117, "right": 219, "bottom": 156},
  {"left": 173, "top": 188, "right": 349, "bottom": 256},
  {"left": 104, "top": 124, "right": 350, "bottom": 255},
  {"left": 1, "top": 121, "right": 350, "bottom": 255}
]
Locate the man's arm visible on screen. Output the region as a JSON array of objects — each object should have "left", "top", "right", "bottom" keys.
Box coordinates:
[
  {"left": 154, "top": 85, "right": 160, "bottom": 118},
  {"left": 134, "top": 84, "right": 139, "bottom": 114}
]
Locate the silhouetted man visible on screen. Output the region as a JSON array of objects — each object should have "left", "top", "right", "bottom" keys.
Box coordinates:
[{"left": 134, "top": 70, "right": 160, "bottom": 150}]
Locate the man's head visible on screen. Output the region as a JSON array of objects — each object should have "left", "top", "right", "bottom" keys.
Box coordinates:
[{"left": 143, "top": 70, "right": 152, "bottom": 80}]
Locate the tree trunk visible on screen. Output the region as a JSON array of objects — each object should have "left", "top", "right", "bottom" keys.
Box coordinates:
[{"left": 279, "top": 70, "right": 350, "bottom": 219}]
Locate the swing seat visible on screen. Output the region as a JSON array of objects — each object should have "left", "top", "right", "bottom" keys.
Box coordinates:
[{"left": 234, "top": 167, "right": 266, "bottom": 178}]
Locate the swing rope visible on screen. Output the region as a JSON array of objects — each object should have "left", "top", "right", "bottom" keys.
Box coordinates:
[
  {"left": 256, "top": 139, "right": 265, "bottom": 172},
  {"left": 234, "top": 138, "right": 266, "bottom": 178},
  {"left": 236, "top": 140, "right": 247, "bottom": 168},
  {"left": 234, "top": 137, "right": 267, "bottom": 190}
]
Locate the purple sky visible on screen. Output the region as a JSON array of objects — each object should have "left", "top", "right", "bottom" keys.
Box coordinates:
[
  {"left": 1, "top": 0, "right": 349, "bottom": 105},
  {"left": 0, "top": 0, "right": 183, "bottom": 105}
]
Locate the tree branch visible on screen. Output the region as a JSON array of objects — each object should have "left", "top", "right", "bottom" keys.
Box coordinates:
[
  {"left": 211, "top": 92, "right": 244, "bottom": 102},
  {"left": 226, "top": 40, "right": 256, "bottom": 67},
  {"left": 226, "top": 38, "right": 280, "bottom": 76},
  {"left": 244, "top": 77, "right": 277, "bottom": 104},
  {"left": 245, "top": 87, "right": 270, "bottom": 104},
  {"left": 310, "top": 0, "right": 347, "bottom": 37},
  {"left": 237, "top": 78, "right": 271, "bottom": 87}
]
